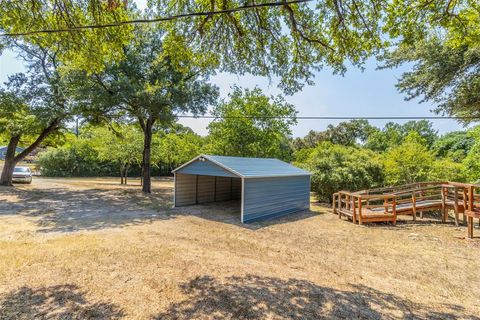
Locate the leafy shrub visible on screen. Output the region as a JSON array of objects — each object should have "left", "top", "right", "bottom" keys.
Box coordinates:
[
  {"left": 463, "top": 127, "right": 480, "bottom": 183},
  {"left": 428, "top": 159, "right": 468, "bottom": 182},
  {"left": 382, "top": 133, "right": 435, "bottom": 185},
  {"left": 38, "top": 139, "right": 117, "bottom": 177},
  {"left": 297, "top": 142, "right": 384, "bottom": 203}
]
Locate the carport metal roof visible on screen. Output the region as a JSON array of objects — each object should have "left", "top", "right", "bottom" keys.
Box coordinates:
[{"left": 172, "top": 155, "right": 310, "bottom": 178}]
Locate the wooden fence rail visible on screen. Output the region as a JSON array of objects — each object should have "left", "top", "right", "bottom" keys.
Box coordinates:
[{"left": 333, "top": 181, "right": 480, "bottom": 239}]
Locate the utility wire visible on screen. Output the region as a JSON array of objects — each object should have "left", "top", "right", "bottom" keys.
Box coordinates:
[
  {"left": 0, "top": 0, "right": 311, "bottom": 37},
  {"left": 175, "top": 115, "right": 480, "bottom": 120}
]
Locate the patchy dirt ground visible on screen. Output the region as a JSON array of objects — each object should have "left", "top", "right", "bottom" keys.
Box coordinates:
[{"left": 0, "top": 177, "right": 479, "bottom": 319}]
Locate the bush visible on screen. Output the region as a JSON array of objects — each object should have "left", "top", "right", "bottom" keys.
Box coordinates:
[
  {"left": 463, "top": 127, "right": 480, "bottom": 183},
  {"left": 297, "top": 142, "right": 384, "bottom": 203},
  {"left": 38, "top": 140, "right": 117, "bottom": 177},
  {"left": 382, "top": 133, "right": 435, "bottom": 185},
  {"left": 428, "top": 159, "right": 468, "bottom": 182}
]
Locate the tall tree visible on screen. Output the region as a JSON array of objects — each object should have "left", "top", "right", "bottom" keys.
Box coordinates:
[
  {"left": 293, "top": 120, "right": 374, "bottom": 149},
  {"left": 206, "top": 86, "right": 297, "bottom": 160},
  {"left": 88, "top": 125, "right": 144, "bottom": 184},
  {"left": 76, "top": 26, "right": 218, "bottom": 193},
  {"left": 433, "top": 131, "right": 475, "bottom": 161},
  {"left": 365, "top": 120, "right": 438, "bottom": 152},
  {"left": 0, "top": 41, "right": 73, "bottom": 185}
]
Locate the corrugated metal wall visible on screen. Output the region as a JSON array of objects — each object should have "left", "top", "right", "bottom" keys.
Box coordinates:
[
  {"left": 243, "top": 176, "right": 310, "bottom": 223},
  {"left": 175, "top": 173, "right": 242, "bottom": 207},
  {"left": 176, "top": 159, "right": 237, "bottom": 177},
  {"left": 197, "top": 175, "right": 215, "bottom": 203},
  {"left": 175, "top": 173, "right": 196, "bottom": 206}
]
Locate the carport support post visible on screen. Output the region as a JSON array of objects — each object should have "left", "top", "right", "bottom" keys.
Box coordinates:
[
  {"left": 241, "top": 178, "right": 245, "bottom": 223},
  {"left": 173, "top": 173, "right": 176, "bottom": 208}
]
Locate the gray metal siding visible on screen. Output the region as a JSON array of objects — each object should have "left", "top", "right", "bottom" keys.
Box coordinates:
[
  {"left": 197, "top": 175, "right": 215, "bottom": 203},
  {"left": 232, "top": 178, "right": 241, "bottom": 200},
  {"left": 175, "top": 173, "right": 196, "bottom": 206},
  {"left": 175, "top": 173, "right": 241, "bottom": 207},
  {"left": 215, "top": 177, "right": 231, "bottom": 201},
  {"left": 176, "top": 159, "right": 237, "bottom": 177},
  {"left": 243, "top": 176, "right": 310, "bottom": 222}
]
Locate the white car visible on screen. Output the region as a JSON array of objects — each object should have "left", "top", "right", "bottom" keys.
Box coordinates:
[{"left": 12, "top": 166, "right": 33, "bottom": 184}]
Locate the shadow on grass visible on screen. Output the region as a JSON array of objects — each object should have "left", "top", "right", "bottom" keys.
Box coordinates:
[
  {"left": 170, "top": 200, "right": 322, "bottom": 230},
  {"left": 0, "top": 183, "right": 321, "bottom": 233},
  {"left": 0, "top": 284, "right": 123, "bottom": 319},
  {"left": 154, "top": 275, "right": 478, "bottom": 320},
  {"left": 0, "top": 184, "right": 174, "bottom": 233}
]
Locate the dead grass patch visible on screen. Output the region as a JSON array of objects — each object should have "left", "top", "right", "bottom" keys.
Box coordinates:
[{"left": 0, "top": 177, "right": 479, "bottom": 319}]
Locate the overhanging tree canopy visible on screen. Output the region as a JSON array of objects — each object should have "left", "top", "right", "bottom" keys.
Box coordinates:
[{"left": 75, "top": 26, "right": 219, "bottom": 193}]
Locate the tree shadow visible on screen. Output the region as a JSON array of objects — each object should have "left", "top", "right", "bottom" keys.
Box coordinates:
[
  {"left": 0, "top": 182, "right": 320, "bottom": 233},
  {"left": 0, "top": 184, "right": 174, "bottom": 233},
  {"left": 170, "top": 200, "right": 322, "bottom": 231},
  {"left": 0, "top": 284, "right": 123, "bottom": 319},
  {"left": 153, "top": 275, "right": 478, "bottom": 320}
]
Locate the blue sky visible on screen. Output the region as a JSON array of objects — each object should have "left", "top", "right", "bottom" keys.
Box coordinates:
[{"left": 0, "top": 0, "right": 466, "bottom": 137}]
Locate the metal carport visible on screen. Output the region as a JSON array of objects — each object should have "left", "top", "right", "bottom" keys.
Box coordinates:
[{"left": 172, "top": 155, "right": 311, "bottom": 223}]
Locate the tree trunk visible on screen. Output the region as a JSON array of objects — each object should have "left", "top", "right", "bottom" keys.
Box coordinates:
[
  {"left": 120, "top": 164, "right": 125, "bottom": 185},
  {"left": 0, "top": 119, "right": 60, "bottom": 186},
  {"left": 0, "top": 135, "right": 20, "bottom": 186},
  {"left": 125, "top": 165, "right": 129, "bottom": 185},
  {"left": 141, "top": 116, "right": 154, "bottom": 193}
]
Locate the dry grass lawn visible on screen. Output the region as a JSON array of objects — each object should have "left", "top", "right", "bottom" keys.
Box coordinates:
[{"left": 0, "top": 177, "right": 479, "bottom": 319}]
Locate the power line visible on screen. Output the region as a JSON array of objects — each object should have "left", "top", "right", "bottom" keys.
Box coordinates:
[
  {"left": 175, "top": 115, "right": 480, "bottom": 120},
  {"left": 0, "top": 0, "right": 311, "bottom": 37}
]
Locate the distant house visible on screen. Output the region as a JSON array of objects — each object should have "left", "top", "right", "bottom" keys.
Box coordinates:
[{"left": 0, "top": 146, "right": 25, "bottom": 160}]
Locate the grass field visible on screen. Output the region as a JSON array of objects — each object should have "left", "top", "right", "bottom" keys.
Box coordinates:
[{"left": 1, "top": 177, "right": 479, "bottom": 319}]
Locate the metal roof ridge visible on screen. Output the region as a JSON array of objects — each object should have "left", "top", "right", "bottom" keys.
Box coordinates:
[
  {"left": 205, "top": 154, "right": 284, "bottom": 161},
  {"left": 172, "top": 154, "right": 244, "bottom": 177},
  {"left": 202, "top": 155, "right": 245, "bottom": 178},
  {"left": 173, "top": 154, "right": 311, "bottom": 177}
]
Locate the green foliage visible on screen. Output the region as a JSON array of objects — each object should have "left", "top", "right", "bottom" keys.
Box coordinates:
[
  {"left": 206, "top": 87, "right": 296, "bottom": 160},
  {"left": 38, "top": 138, "right": 116, "bottom": 177},
  {"left": 0, "top": 0, "right": 134, "bottom": 73},
  {"left": 292, "top": 120, "right": 438, "bottom": 152},
  {"left": 0, "top": 90, "right": 38, "bottom": 137},
  {"left": 152, "top": 0, "right": 386, "bottom": 94},
  {"left": 382, "top": 35, "right": 480, "bottom": 122},
  {"left": 293, "top": 120, "right": 374, "bottom": 149},
  {"left": 37, "top": 124, "right": 206, "bottom": 178},
  {"left": 86, "top": 125, "right": 144, "bottom": 170},
  {"left": 156, "top": 131, "right": 205, "bottom": 168},
  {"left": 76, "top": 25, "right": 218, "bottom": 125},
  {"left": 432, "top": 131, "right": 474, "bottom": 161},
  {"left": 463, "top": 126, "right": 480, "bottom": 183},
  {"left": 428, "top": 159, "right": 468, "bottom": 183},
  {"left": 298, "top": 142, "right": 384, "bottom": 202},
  {"left": 365, "top": 120, "right": 438, "bottom": 152},
  {"left": 73, "top": 25, "right": 219, "bottom": 192},
  {"left": 295, "top": 126, "right": 474, "bottom": 202},
  {"left": 382, "top": 132, "right": 435, "bottom": 185}
]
